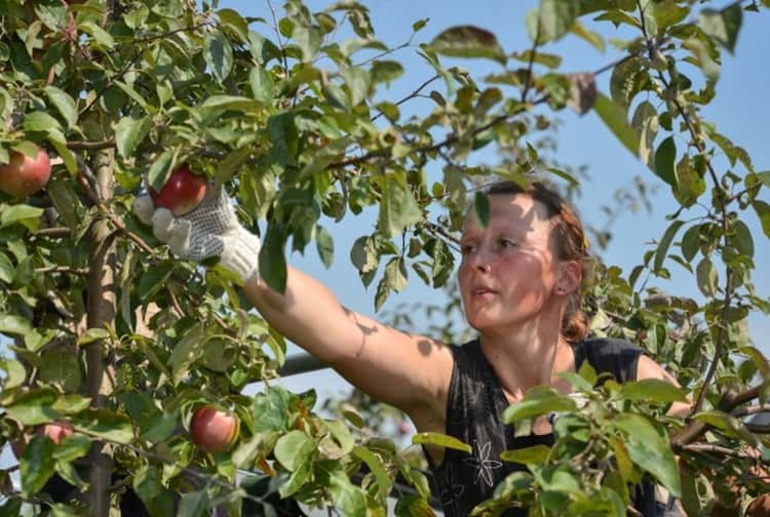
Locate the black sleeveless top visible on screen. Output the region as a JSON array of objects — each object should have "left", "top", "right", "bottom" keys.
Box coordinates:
[{"left": 428, "top": 337, "right": 657, "bottom": 516}]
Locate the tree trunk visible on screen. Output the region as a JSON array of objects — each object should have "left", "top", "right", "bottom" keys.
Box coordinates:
[{"left": 84, "top": 149, "right": 117, "bottom": 516}]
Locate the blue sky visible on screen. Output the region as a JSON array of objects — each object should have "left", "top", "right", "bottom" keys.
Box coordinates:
[{"left": 218, "top": 0, "right": 770, "bottom": 398}]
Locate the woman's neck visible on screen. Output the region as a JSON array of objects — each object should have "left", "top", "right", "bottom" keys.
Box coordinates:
[{"left": 478, "top": 324, "right": 576, "bottom": 402}]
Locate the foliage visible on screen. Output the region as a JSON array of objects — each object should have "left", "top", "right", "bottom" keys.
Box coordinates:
[{"left": 0, "top": 0, "right": 768, "bottom": 515}]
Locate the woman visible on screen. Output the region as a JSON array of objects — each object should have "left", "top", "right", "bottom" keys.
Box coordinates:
[{"left": 134, "top": 179, "right": 687, "bottom": 515}]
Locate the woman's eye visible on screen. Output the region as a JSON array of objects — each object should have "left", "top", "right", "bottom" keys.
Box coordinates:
[
  {"left": 498, "top": 238, "right": 516, "bottom": 249},
  {"left": 460, "top": 243, "right": 475, "bottom": 255}
]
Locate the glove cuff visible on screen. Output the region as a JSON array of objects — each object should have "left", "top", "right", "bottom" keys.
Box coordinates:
[{"left": 220, "top": 228, "right": 262, "bottom": 282}]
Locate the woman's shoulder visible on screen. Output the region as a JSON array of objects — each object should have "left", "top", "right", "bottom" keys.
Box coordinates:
[{"left": 573, "top": 336, "right": 648, "bottom": 383}]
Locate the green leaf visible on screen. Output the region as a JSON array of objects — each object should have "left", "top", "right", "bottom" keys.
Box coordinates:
[
  {"left": 39, "top": 349, "right": 81, "bottom": 393},
  {"left": 267, "top": 112, "right": 299, "bottom": 167},
  {"left": 77, "top": 327, "right": 111, "bottom": 346},
  {"left": 732, "top": 219, "right": 754, "bottom": 259},
  {"left": 500, "top": 444, "right": 551, "bottom": 465},
  {"left": 610, "top": 56, "right": 649, "bottom": 109},
  {"left": 611, "top": 413, "right": 681, "bottom": 497},
  {"left": 429, "top": 25, "right": 506, "bottom": 65},
  {"left": 411, "top": 432, "right": 471, "bottom": 453},
  {"left": 71, "top": 409, "right": 134, "bottom": 444},
  {"left": 0, "top": 313, "right": 33, "bottom": 337},
  {"left": 20, "top": 437, "right": 56, "bottom": 497},
  {"left": 198, "top": 96, "right": 255, "bottom": 114},
  {"left": 114, "top": 116, "right": 151, "bottom": 160},
  {"left": 147, "top": 150, "right": 175, "bottom": 192},
  {"left": 384, "top": 257, "right": 407, "bottom": 293},
  {"left": 473, "top": 191, "right": 490, "bottom": 227},
  {"left": 753, "top": 200, "right": 770, "bottom": 238},
  {"left": 0, "top": 251, "right": 13, "bottom": 283},
  {"left": 204, "top": 31, "right": 234, "bottom": 82},
  {"left": 79, "top": 21, "right": 115, "bottom": 49},
  {"left": 328, "top": 469, "right": 366, "bottom": 517},
  {"left": 21, "top": 111, "right": 62, "bottom": 133},
  {"left": 315, "top": 225, "right": 334, "bottom": 268},
  {"left": 168, "top": 324, "right": 207, "bottom": 385},
  {"left": 253, "top": 387, "right": 292, "bottom": 432},
  {"left": 593, "top": 93, "right": 639, "bottom": 157},
  {"left": 46, "top": 178, "right": 81, "bottom": 232},
  {"left": 674, "top": 155, "right": 706, "bottom": 207},
  {"left": 681, "top": 224, "right": 701, "bottom": 263},
  {"left": 526, "top": 0, "right": 579, "bottom": 44},
  {"left": 45, "top": 86, "right": 77, "bottom": 129},
  {"left": 292, "top": 25, "right": 322, "bottom": 62},
  {"left": 503, "top": 391, "right": 578, "bottom": 424},
  {"left": 378, "top": 174, "right": 423, "bottom": 238},
  {"left": 619, "top": 379, "right": 687, "bottom": 403},
  {"left": 570, "top": 19, "right": 605, "bottom": 52},
  {"left": 632, "top": 100, "right": 658, "bottom": 167},
  {"left": 371, "top": 60, "right": 404, "bottom": 84},
  {"left": 653, "top": 0, "right": 688, "bottom": 30},
  {"left": 352, "top": 446, "right": 391, "bottom": 504},
  {"left": 394, "top": 494, "right": 434, "bottom": 517},
  {"left": 249, "top": 67, "right": 274, "bottom": 103},
  {"left": 653, "top": 219, "right": 684, "bottom": 274},
  {"left": 0, "top": 204, "right": 43, "bottom": 232},
  {"left": 510, "top": 50, "right": 563, "bottom": 69},
  {"left": 5, "top": 388, "right": 59, "bottom": 425},
  {"left": 259, "top": 224, "right": 288, "bottom": 293},
  {"left": 0, "top": 358, "right": 27, "bottom": 389},
  {"left": 695, "top": 257, "right": 717, "bottom": 297},
  {"left": 274, "top": 430, "right": 315, "bottom": 471},
  {"left": 178, "top": 490, "right": 208, "bottom": 517},
  {"left": 699, "top": 2, "right": 742, "bottom": 54},
  {"left": 653, "top": 136, "right": 677, "bottom": 186},
  {"left": 341, "top": 66, "right": 370, "bottom": 106}
]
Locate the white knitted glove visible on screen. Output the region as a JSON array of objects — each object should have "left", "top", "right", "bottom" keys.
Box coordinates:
[{"left": 133, "top": 187, "right": 261, "bottom": 282}]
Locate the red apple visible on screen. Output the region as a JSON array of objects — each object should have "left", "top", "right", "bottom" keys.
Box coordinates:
[
  {"left": 0, "top": 146, "right": 52, "bottom": 197},
  {"left": 189, "top": 405, "right": 239, "bottom": 453},
  {"left": 149, "top": 165, "right": 207, "bottom": 216},
  {"left": 10, "top": 421, "right": 74, "bottom": 460},
  {"left": 42, "top": 421, "right": 74, "bottom": 444}
]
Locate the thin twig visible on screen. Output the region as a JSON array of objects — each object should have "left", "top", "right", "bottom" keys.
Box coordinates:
[
  {"left": 35, "top": 266, "right": 89, "bottom": 275},
  {"left": 371, "top": 75, "right": 439, "bottom": 122},
  {"left": 74, "top": 158, "right": 155, "bottom": 254}
]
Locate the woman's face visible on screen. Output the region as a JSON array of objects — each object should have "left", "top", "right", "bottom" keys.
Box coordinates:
[{"left": 458, "top": 193, "right": 563, "bottom": 334}]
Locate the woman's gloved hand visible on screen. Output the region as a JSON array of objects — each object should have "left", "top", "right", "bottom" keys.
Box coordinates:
[{"left": 133, "top": 186, "right": 261, "bottom": 282}]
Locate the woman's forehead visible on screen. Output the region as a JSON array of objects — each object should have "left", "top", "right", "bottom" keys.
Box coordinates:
[{"left": 464, "top": 194, "right": 553, "bottom": 230}]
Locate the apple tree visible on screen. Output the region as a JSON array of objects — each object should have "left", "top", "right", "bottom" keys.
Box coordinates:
[{"left": 0, "top": 0, "right": 769, "bottom": 515}]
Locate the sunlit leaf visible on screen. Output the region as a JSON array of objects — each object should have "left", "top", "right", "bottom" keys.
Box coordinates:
[
  {"left": 526, "top": 0, "right": 579, "bottom": 44},
  {"left": 611, "top": 414, "right": 681, "bottom": 497},
  {"left": 274, "top": 430, "right": 316, "bottom": 471},
  {"left": 114, "top": 116, "right": 151, "bottom": 160},
  {"left": 411, "top": 432, "right": 472, "bottom": 453},
  {"left": 593, "top": 93, "right": 639, "bottom": 156},
  {"left": 45, "top": 86, "right": 77, "bottom": 129},
  {"left": 204, "top": 31, "right": 234, "bottom": 82},
  {"left": 500, "top": 444, "right": 551, "bottom": 465}
]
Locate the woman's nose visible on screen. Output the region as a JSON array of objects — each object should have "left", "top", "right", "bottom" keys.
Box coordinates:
[{"left": 465, "top": 246, "right": 492, "bottom": 272}]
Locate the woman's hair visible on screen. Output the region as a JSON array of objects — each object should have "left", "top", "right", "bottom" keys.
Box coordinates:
[{"left": 485, "top": 180, "right": 592, "bottom": 342}]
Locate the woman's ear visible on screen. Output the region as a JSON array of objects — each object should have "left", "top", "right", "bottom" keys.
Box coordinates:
[{"left": 555, "top": 260, "right": 581, "bottom": 296}]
